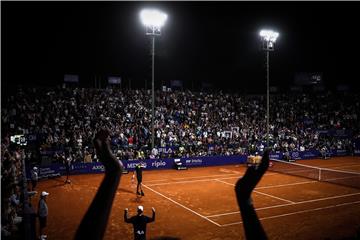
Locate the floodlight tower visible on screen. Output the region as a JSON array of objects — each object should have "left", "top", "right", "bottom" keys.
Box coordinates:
[
  {"left": 259, "top": 29, "right": 279, "bottom": 148},
  {"left": 140, "top": 9, "right": 167, "bottom": 150}
]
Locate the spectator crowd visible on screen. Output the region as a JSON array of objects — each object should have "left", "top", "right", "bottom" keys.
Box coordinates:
[
  {"left": 2, "top": 85, "right": 360, "bottom": 238},
  {"left": 1, "top": 139, "right": 25, "bottom": 239},
  {"left": 2, "top": 86, "right": 360, "bottom": 165}
]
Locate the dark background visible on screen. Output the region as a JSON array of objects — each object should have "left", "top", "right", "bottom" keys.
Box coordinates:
[{"left": 2, "top": 2, "right": 360, "bottom": 92}]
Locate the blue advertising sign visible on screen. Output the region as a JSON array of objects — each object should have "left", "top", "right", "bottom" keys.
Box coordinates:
[
  {"left": 30, "top": 148, "right": 355, "bottom": 179},
  {"left": 331, "top": 149, "right": 348, "bottom": 156},
  {"left": 355, "top": 149, "right": 360, "bottom": 156},
  {"left": 179, "top": 155, "right": 247, "bottom": 168},
  {"left": 300, "top": 150, "right": 320, "bottom": 159},
  {"left": 269, "top": 152, "right": 283, "bottom": 160},
  {"left": 290, "top": 151, "right": 302, "bottom": 160}
]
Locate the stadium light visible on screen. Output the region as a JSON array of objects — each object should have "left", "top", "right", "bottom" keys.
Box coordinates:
[
  {"left": 140, "top": 9, "right": 167, "bottom": 28},
  {"left": 259, "top": 29, "right": 279, "bottom": 148},
  {"left": 140, "top": 9, "right": 167, "bottom": 150},
  {"left": 259, "top": 30, "right": 279, "bottom": 44}
]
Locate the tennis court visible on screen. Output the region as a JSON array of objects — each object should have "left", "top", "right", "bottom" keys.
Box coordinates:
[{"left": 33, "top": 156, "right": 360, "bottom": 239}]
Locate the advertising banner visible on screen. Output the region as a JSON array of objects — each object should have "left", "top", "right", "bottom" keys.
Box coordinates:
[
  {"left": 31, "top": 148, "right": 354, "bottom": 179},
  {"left": 269, "top": 152, "right": 283, "bottom": 160},
  {"left": 331, "top": 149, "right": 348, "bottom": 156},
  {"left": 300, "top": 150, "right": 320, "bottom": 159}
]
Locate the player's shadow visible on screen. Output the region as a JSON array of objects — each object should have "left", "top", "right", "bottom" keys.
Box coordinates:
[
  {"left": 47, "top": 177, "right": 70, "bottom": 188},
  {"left": 131, "top": 196, "right": 143, "bottom": 203},
  {"left": 48, "top": 176, "right": 64, "bottom": 183},
  {"left": 150, "top": 237, "right": 181, "bottom": 240},
  {"left": 118, "top": 188, "right": 134, "bottom": 194}
]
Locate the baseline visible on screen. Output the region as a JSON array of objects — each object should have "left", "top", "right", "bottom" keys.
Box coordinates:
[
  {"left": 220, "top": 200, "right": 360, "bottom": 227},
  {"left": 206, "top": 192, "right": 360, "bottom": 218}
]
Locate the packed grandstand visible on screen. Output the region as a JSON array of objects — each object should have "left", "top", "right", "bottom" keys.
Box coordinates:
[
  {"left": 2, "top": 86, "right": 360, "bottom": 162},
  {"left": 2, "top": 85, "right": 360, "bottom": 238}
]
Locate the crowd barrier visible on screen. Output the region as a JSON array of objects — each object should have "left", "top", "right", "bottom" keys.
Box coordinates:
[
  {"left": 27, "top": 149, "right": 360, "bottom": 179},
  {"left": 27, "top": 155, "right": 248, "bottom": 179}
]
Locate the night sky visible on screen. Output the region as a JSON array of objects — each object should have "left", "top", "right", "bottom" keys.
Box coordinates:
[{"left": 2, "top": 1, "right": 360, "bottom": 92}]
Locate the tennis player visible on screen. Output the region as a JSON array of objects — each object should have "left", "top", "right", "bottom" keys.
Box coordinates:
[{"left": 135, "top": 163, "right": 145, "bottom": 196}]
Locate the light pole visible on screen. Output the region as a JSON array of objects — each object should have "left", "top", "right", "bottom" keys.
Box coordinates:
[
  {"left": 140, "top": 9, "right": 167, "bottom": 150},
  {"left": 259, "top": 29, "right": 279, "bottom": 148}
]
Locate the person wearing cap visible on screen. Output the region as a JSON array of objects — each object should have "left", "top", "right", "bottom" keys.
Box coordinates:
[
  {"left": 124, "top": 206, "right": 155, "bottom": 240},
  {"left": 31, "top": 166, "right": 39, "bottom": 191},
  {"left": 38, "top": 191, "right": 49, "bottom": 239}
]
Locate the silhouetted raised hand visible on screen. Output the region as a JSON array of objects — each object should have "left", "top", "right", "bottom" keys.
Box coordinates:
[
  {"left": 75, "top": 128, "right": 123, "bottom": 240},
  {"left": 235, "top": 149, "right": 270, "bottom": 240}
]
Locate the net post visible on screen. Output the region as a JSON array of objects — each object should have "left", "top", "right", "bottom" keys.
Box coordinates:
[{"left": 318, "top": 169, "right": 321, "bottom": 181}]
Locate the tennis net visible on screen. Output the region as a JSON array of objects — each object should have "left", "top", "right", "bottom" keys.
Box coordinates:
[{"left": 269, "top": 159, "right": 360, "bottom": 190}]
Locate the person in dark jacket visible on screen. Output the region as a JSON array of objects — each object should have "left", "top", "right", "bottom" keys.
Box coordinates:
[{"left": 124, "top": 206, "right": 155, "bottom": 240}]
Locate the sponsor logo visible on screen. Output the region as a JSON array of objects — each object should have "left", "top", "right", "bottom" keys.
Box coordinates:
[
  {"left": 269, "top": 154, "right": 281, "bottom": 159},
  {"left": 92, "top": 165, "right": 105, "bottom": 171},
  {"left": 158, "top": 147, "right": 174, "bottom": 154},
  {"left": 335, "top": 150, "right": 347, "bottom": 156},
  {"left": 291, "top": 152, "right": 300, "bottom": 159},
  {"left": 39, "top": 168, "right": 56, "bottom": 175},
  {"left": 136, "top": 230, "right": 145, "bottom": 235},
  {"left": 185, "top": 159, "right": 203, "bottom": 165},
  {"left": 302, "top": 152, "right": 317, "bottom": 158},
  {"left": 127, "top": 162, "right": 147, "bottom": 169},
  {"left": 151, "top": 160, "right": 166, "bottom": 168},
  {"left": 74, "top": 165, "right": 87, "bottom": 170}
]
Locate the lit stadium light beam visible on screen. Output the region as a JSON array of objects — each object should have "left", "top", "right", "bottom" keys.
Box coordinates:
[
  {"left": 140, "top": 9, "right": 167, "bottom": 28},
  {"left": 259, "top": 30, "right": 279, "bottom": 43}
]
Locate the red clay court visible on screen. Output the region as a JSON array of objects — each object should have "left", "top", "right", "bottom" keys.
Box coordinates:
[{"left": 32, "top": 156, "right": 360, "bottom": 240}]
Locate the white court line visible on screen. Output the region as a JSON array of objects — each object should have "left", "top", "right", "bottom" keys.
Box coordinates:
[
  {"left": 145, "top": 179, "right": 169, "bottom": 183},
  {"left": 307, "top": 163, "right": 360, "bottom": 169},
  {"left": 146, "top": 172, "right": 279, "bottom": 187},
  {"left": 146, "top": 178, "right": 222, "bottom": 187},
  {"left": 220, "top": 200, "right": 360, "bottom": 227},
  {"left": 326, "top": 175, "right": 360, "bottom": 182},
  {"left": 142, "top": 184, "right": 221, "bottom": 227},
  {"left": 255, "top": 180, "right": 318, "bottom": 189},
  {"left": 146, "top": 173, "right": 241, "bottom": 183},
  {"left": 206, "top": 192, "right": 360, "bottom": 218},
  {"left": 214, "top": 179, "right": 295, "bottom": 204},
  {"left": 253, "top": 191, "right": 295, "bottom": 204},
  {"left": 172, "top": 173, "right": 240, "bottom": 180}
]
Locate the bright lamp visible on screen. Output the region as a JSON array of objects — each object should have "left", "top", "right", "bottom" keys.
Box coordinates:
[
  {"left": 259, "top": 30, "right": 279, "bottom": 43},
  {"left": 140, "top": 9, "right": 167, "bottom": 28}
]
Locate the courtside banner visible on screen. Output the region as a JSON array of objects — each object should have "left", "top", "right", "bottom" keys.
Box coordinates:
[
  {"left": 300, "top": 150, "right": 321, "bottom": 159},
  {"left": 25, "top": 164, "right": 62, "bottom": 179},
  {"left": 179, "top": 155, "right": 247, "bottom": 167},
  {"left": 123, "top": 155, "right": 247, "bottom": 171},
  {"left": 290, "top": 151, "right": 302, "bottom": 160},
  {"left": 355, "top": 149, "right": 360, "bottom": 156},
  {"left": 269, "top": 152, "right": 283, "bottom": 160},
  {"left": 124, "top": 159, "right": 173, "bottom": 171},
  {"left": 331, "top": 149, "right": 348, "bottom": 156},
  {"left": 30, "top": 150, "right": 353, "bottom": 178}
]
